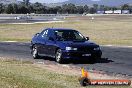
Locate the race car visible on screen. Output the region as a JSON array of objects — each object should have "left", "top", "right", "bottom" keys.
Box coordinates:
[{"left": 30, "top": 28, "right": 102, "bottom": 63}]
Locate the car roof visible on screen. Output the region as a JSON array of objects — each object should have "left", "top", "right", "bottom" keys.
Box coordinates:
[{"left": 46, "top": 28, "right": 75, "bottom": 31}]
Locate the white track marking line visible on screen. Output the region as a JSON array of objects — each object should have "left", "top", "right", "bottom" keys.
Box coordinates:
[
  {"left": 7, "top": 21, "right": 65, "bottom": 24},
  {"left": 101, "top": 45, "right": 132, "bottom": 48},
  {"left": 3, "top": 41, "right": 18, "bottom": 42}
]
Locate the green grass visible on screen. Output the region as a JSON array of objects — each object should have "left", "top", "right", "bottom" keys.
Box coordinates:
[
  {"left": 0, "top": 15, "right": 132, "bottom": 45},
  {"left": 0, "top": 58, "right": 131, "bottom": 88},
  {"left": 0, "top": 59, "right": 79, "bottom": 88}
]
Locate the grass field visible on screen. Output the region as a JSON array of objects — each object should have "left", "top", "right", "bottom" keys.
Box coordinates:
[
  {"left": 0, "top": 15, "right": 132, "bottom": 45},
  {"left": 0, "top": 58, "right": 131, "bottom": 88},
  {"left": 0, "top": 58, "right": 78, "bottom": 88}
]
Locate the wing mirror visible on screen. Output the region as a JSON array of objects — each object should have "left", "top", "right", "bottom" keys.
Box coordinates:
[
  {"left": 35, "top": 33, "right": 40, "bottom": 36},
  {"left": 86, "top": 37, "right": 89, "bottom": 41},
  {"left": 49, "top": 37, "right": 54, "bottom": 41}
]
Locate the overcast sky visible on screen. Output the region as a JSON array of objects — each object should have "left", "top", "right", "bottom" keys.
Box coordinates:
[{"left": 18, "top": 0, "right": 68, "bottom": 3}]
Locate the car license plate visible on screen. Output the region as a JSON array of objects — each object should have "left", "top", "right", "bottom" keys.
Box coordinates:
[{"left": 82, "top": 54, "right": 91, "bottom": 56}]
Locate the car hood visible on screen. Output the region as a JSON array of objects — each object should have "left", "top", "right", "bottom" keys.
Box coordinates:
[{"left": 58, "top": 40, "right": 99, "bottom": 48}]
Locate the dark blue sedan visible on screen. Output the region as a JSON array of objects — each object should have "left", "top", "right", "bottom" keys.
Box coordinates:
[{"left": 30, "top": 28, "right": 102, "bottom": 63}]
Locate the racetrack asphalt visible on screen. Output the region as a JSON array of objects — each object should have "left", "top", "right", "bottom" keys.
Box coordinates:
[{"left": 0, "top": 42, "right": 132, "bottom": 77}]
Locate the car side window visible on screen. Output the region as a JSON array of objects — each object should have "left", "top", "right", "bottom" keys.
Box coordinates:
[
  {"left": 74, "top": 32, "right": 85, "bottom": 40},
  {"left": 55, "top": 31, "right": 63, "bottom": 40},
  {"left": 41, "top": 30, "right": 48, "bottom": 39}
]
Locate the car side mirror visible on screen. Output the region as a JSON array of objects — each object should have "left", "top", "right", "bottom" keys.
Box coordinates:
[
  {"left": 86, "top": 37, "right": 89, "bottom": 41},
  {"left": 35, "top": 33, "right": 40, "bottom": 36},
  {"left": 49, "top": 37, "right": 54, "bottom": 41}
]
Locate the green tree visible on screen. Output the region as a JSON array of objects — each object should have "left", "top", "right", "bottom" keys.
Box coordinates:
[
  {"left": 33, "top": 2, "right": 44, "bottom": 14},
  {"left": 83, "top": 5, "right": 89, "bottom": 13},
  {"left": 62, "top": 4, "right": 68, "bottom": 14},
  {"left": 18, "top": 6, "right": 29, "bottom": 14},
  {"left": 62, "top": 3, "right": 77, "bottom": 14},
  {"left": 68, "top": 3, "right": 77, "bottom": 14},
  {"left": 121, "top": 4, "right": 129, "bottom": 10},
  {"left": 5, "top": 4, "right": 14, "bottom": 14},
  {"left": 112, "top": 7, "right": 118, "bottom": 10},
  {"left": 104, "top": 6, "right": 111, "bottom": 10},
  {"left": 23, "top": 0, "right": 30, "bottom": 6},
  {"left": 17, "top": 2, "right": 29, "bottom": 14},
  {"left": 13, "top": 4, "right": 18, "bottom": 14},
  {"left": 89, "top": 7, "right": 96, "bottom": 14},
  {"left": 28, "top": 5, "right": 34, "bottom": 13},
  {"left": 0, "top": 3, "right": 4, "bottom": 13},
  {"left": 93, "top": 4, "right": 98, "bottom": 11},
  {"left": 55, "top": 6, "right": 62, "bottom": 14},
  {"left": 77, "top": 6, "right": 84, "bottom": 14}
]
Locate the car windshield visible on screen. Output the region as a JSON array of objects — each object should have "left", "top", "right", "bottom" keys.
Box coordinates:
[{"left": 54, "top": 30, "right": 86, "bottom": 41}]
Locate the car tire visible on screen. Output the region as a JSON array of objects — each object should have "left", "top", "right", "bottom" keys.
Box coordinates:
[
  {"left": 32, "top": 45, "right": 40, "bottom": 59},
  {"left": 55, "top": 49, "right": 63, "bottom": 64}
]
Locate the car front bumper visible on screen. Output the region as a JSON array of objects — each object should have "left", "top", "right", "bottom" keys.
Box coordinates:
[{"left": 61, "top": 50, "right": 102, "bottom": 60}]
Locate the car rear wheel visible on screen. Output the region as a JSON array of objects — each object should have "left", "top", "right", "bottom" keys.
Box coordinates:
[
  {"left": 32, "top": 46, "right": 39, "bottom": 59},
  {"left": 55, "top": 49, "right": 63, "bottom": 63}
]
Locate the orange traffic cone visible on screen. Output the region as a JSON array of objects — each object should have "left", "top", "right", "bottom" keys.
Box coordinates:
[
  {"left": 81, "top": 67, "right": 89, "bottom": 78},
  {"left": 79, "top": 67, "right": 91, "bottom": 86}
]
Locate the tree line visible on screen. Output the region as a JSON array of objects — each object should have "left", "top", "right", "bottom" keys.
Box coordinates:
[{"left": 0, "top": 0, "right": 132, "bottom": 14}]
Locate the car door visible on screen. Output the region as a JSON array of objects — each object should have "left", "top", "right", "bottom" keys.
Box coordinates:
[
  {"left": 45, "top": 30, "right": 57, "bottom": 57},
  {"left": 37, "top": 29, "right": 48, "bottom": 55}
]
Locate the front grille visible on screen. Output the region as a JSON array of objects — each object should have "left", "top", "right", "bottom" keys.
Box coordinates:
[{"left": 78, "top": 47, "right": 94, "bottom": 52}]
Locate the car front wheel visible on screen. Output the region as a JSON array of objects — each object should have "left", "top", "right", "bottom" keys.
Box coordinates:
[
  {"left": 55, "top": 49, "right": 63, "bottom": 63},
  {"left": 32, "top": 46, "right": 39, "bottom": 59}
]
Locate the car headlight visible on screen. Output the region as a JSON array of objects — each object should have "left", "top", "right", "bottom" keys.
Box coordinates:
[
  {"left": 66, "top": 47, "right": 77, "bottom": 51},
  {"left": 94, "top": 47, "right": 100, "bottom": 50}
]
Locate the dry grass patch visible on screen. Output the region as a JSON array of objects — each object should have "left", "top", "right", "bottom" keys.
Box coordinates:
[
  {"left": 0, "top": 15, "right": 132, "bottom": 45},
  {"left": 0, "top": 57, "right": 131, "bottom": 88},
  {"left": 0, "top": 58, "right": 79, "bottom": 88}
]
